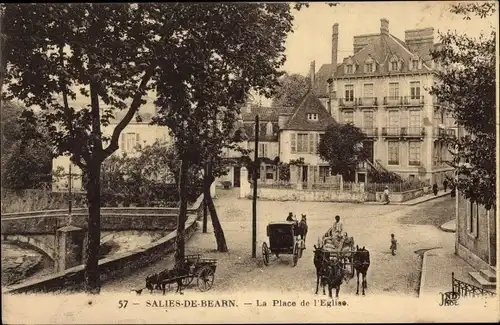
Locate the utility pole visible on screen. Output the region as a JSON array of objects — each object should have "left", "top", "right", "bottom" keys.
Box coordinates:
[
  {"left": 68, "top": 162, "right": 73, "bottom": 215},
  {"left": 203, "top": 164, "right": 208, "bottom": 233},
  {"left": 252, "top": 114, "right": 259, "bottom": 258}
]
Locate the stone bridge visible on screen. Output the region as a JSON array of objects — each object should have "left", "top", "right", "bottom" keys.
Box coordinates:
[{"left": 1, "top": 204, "right": 204, "bottom": 273}]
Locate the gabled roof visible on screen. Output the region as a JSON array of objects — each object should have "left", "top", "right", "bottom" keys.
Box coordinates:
[
  {"left": 242, "top": 121, "right": 280, "bottom": 142},
  {"left": 313, "top": 63, "right": 342, "bottom": 97},
  {"left": 335, "top": 32, "right": 433, "bottom": 78},
  {"left": 282, "top": 90, "right": 336, "bottom": 131},
  {"left": 241, "top": 105, "right": 294, "bottom": 122}
]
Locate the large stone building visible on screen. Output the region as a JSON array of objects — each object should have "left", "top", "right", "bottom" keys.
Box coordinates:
[{"left": 317, "top": 18, "right": 457, "bottom": 184}]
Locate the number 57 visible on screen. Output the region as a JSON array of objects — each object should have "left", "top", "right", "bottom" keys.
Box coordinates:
[{"left": 118, "top": 300, "right": 128, "bottom": 308}]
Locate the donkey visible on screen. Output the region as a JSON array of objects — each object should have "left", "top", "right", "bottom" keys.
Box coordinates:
[
  {"left": 313, "top": 244, "right": 327, "bottom": 295},
  {"left": 353, "top": 245, "right": 371, "bottom": 295},
  {"left": 323, "top": 258, "right": 345, "bottom": 298},
  {"left": 145, "top": 263, "right": 195, "bottom": 295}
]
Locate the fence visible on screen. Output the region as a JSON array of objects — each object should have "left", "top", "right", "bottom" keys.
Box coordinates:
[
  {"left": 364, "top": 181, "right": 427, "bottom": 193},
  {"left": 254, "top": 180, "right": 294, "bottom": 189},
  {"left": 451, "top": 272, "right": 496, "bottom": 298}
]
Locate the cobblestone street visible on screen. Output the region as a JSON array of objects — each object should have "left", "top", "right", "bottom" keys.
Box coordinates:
[{"left": 103, "top": 189, "right": 455, "bottom": 297}]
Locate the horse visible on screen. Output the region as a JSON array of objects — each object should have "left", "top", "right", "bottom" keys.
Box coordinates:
[
  {"left": 145, "top": 263, "right": 195, "bottom": 295},
  {"left": 353, "top": 245, "right": 371, "bottom": 296}
]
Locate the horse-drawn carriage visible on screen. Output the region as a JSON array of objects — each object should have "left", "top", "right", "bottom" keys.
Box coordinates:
[
  {"left": 262, "top": 221, "right": 305, "bottom": 267},
  {"left": 319, "top": 231, "right": 356, "bottom": 280}
]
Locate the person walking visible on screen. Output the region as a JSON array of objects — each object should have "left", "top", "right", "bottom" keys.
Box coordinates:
[
  {"left": 432, "top": 183, "right": 438, "bottom": 196},
  {"left": 443, "top": 179, "right": 449, "bottom": 192},
  {"left": 383, "top": 186, "right": 390, "bottom": 205},
  {"left": 390, "top": 233, "right": 397, "bottom": 256}
]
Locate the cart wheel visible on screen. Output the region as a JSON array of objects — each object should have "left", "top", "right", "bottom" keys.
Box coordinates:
[
  {"left": 298, "top": 242, "right": 303, "bottom": 259},
  {"left": 182, "top": 275, "right": 194, "bottom": 286},
  {"left": 262, "top": 242, "right": 270, "bottom": 266},
  {"left": 197, "top": 266, "right": 215, "bottom": 292},
  {"left": 292, "top": 243, "right": 299, "bottom": 267}
]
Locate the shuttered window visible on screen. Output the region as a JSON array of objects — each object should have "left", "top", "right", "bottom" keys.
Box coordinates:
[{"left": 291, "top": 133, "right": 297, "bottom": 153}]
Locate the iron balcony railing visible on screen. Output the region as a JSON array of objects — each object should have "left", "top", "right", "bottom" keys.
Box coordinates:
[
  {"left": 338, "top": 98, "right": 358, "bottom": 108},
  {"left": 401, "top": 127, "right": 425, "bottom": 137},
  {"left": 358, "top": 97, "right": 378, "bottom": 106},
  {"left": 383, "top": 96, "right": 403, "bottom": 106},
  {"left": 381, "top": 127, "right": 400, "bottom": 137},
  {"left": 433, "top": 127, "right": 457, "bottom": 138},
  {"left": 362, "top": 127, "right": 378, "bottom": 137},
  {"left": 403, "top": 95, "right": 425, "bottom": 106}
]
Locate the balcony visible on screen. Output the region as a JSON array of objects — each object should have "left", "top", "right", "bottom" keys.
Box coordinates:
[
  {"left": 338, "top": 98, "right": 358, "bottom": 108},
  {"left": 409, "top": 160, "right": 421, "bottom": 166},
  {"left": 381, "top": 127, "right": 400, "bottom": 138},
  {"left": 361, "top": 127, "right": 378, "bottom": 137},
  {"left": 403, "top": 96, "right": 425, "bottom": 106},
  {"left": 358, "top": 97, "right": 378, "bottom": 107},
  {"left": 401, "top": 127, "right": 425, "bottom": 138},
  {"left": 433, "top": 126, "right": 456, "bottom": 139},
  {"left": 383, "top": 96, "right": 403, "bottom": 107}
]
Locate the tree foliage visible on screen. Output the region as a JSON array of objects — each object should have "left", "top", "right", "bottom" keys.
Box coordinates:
[
  {"left": 271, "top": 73, "right": 310, "bottom": 108},
  {"left": 430, "top": 2, "right": 496, "bottom": 209},
  {"left": 318, "top": 123, "right": 369, "bottom": 181}
]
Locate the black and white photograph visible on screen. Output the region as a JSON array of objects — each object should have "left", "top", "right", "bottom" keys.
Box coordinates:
[{"left": 1, "top": 1, "right": 498, "bottom": 323}]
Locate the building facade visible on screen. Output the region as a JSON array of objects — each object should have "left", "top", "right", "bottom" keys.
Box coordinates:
[{"left": 316, "top": 18, "right": 457, "bottom": 184}]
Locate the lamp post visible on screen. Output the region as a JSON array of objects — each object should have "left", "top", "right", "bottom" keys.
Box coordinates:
[{"left": 252, "top": 114, "right": 259, "bottom": 258}]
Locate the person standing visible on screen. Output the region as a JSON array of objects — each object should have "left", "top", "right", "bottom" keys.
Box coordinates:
[
  {"left": 432, "top": 183, "right": 438, "bottom": 196},
  {"left": 390, "top": 233, "right": 397, "bottom": 256},
  {"left": 383, "top": 186, "right": 390, "bottom": 205}
]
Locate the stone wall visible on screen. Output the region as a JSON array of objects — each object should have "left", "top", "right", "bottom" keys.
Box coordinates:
[
  {"left": 374, "top": 188, "right": 424, "bottom": 203},
  {"left": 251, "top": 187, "right": 366, "bottom": 203}
]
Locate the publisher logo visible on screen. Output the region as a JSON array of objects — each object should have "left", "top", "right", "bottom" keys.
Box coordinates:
[{"left": 438, "top": 291, "right": 460, "bottom": 306}]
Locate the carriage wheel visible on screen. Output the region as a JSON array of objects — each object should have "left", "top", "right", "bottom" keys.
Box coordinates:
[
  {"left": 182, "top": 275, "right": 194, "bottom": 286},
  {"left": 292, "top": 243, "right": 299, "bottom": 267},
  {"left": 197, "top": 266, "right": 215, "bottom": 292},
  {"left": 262, "top": 242, "right": 270, "bottom": 266}
]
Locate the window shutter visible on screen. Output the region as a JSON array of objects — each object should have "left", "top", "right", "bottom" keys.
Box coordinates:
[
  {"left": 136, "top": 133, "right": 140, "bottom": 146},
  {"left": 291, "top": 133, "right": 296, "bottom": 153},
  {"left": 309, "top": 133, "right": 314, "bottom": 154},
  {"left": 121, "top": 134, "right": 125, "bottom": 152}
]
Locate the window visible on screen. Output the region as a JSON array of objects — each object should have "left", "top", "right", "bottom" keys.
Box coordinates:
[
  {"left": 266, "top": 122, "right": 273, "bottom": 136},
  {"left": 365, "top": 63, "right": 374, "bottom": 73},
  {"left": 408, "top": 141, "right": 421, "bottom": 166},
  {"left": 309, "top": 133, "right": 315, "bottom": 154},
  {"left": 266, "top": 165, "right": 274, "bottom": 180},
  {"left": 388, "top": 110, "right": 399, "bottom": 134},
  {"left": 121, "top": 133, "right": 140, "bottom": 153},
  {"left": 291, "top": 133, "right": 296, "bottom": 153},
  {"left": 363, "top": 111, "right": 374, "bottom": 128},
  {"left": 259, "top": 143, "right": 268, "bottom": 157},
  {"left": 388, "top": 141, "right": 399, "bottom": 165},
  {"left": 345, "top": 85, "right": 354, "bottom": 101},
  {"left": 467, "top": 200, "right": 479, "bottom": 238},
  {"left": 307, "top": 113, "right": 318, "bottom": 121},
  {"left": 363, "top": 84, "right": 374, "bottom": 98},
  {"left": 409, "top": 110, "right": 421, "bottom": 128},
  {"left": 297, "top": 133, "right": 308, "bottom": 153},
  {"left": 317, "top": 133, "right": 324, "bottom": 152},
  {"left": 319, "top": 166, "right": 330, "bottom": 182},
  {"left": 391, "top": 61, "right": 398, "bottom": 71},
  {"left": 389, "top": 82, "right": 399, "bottom": 99},
  {"left": 343, "top": 110, "right": 354, "bottom": 124},
  {"left": 410, "top": 81, "right": 421, "bottom": 99},
  {"left": 411, "top": 59, "right": 419, "bottom": 70},
  {"left": 346, "top": 64, "right": 353, "bottom": 74}
]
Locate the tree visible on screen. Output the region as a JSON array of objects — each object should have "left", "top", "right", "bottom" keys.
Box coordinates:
[
  {"left": 318, "top": 123, "right": 369, "bottom": 181},
  {"left": 271, "top": 73, "right": 309, "bottom": 108},
  {"left": 153, "top": 3, "right": 303, "bottom": 264},
  {"left": 1, "top": 101, "right": 52, "bottom": 190},
  {"left": 2, "top": 3, "right": 189, "bottom": 293},
  {"left": 430, "top": 2, "right": 496, "bottom": 209}
]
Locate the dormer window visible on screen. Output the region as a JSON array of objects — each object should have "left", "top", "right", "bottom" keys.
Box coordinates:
[
  {"left": 307, "top": 113, "right": 319, "bottom": 121},
  {"left": 391, "top": 61, "right": 398, "bottom": 71},
  {"left": 346, "top": 64, "right": 353, "bottom": 74},
  {"left": 365, "top": 63, "right": 374, "bottom": 73},
  {"left": 389, "top": 55, "right": 401, "bottom": 72},
  {"left": 411, "top": 59, "right": 419, "bottom": 70},
  {"left": 410, "top": 55, "right": 422, "bottom": 71},
  {"left": 266, "top": 121, "right": 273, "bottom": 136}
]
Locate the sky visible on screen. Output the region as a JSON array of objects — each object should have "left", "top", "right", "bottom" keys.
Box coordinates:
[{"left": 255, "top": 1, "right": 497, "bottom": 106}]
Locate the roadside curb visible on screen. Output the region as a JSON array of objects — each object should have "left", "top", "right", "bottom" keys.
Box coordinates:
[
  {"left": 419, "top": 248, "right": 440, "bottom": 299},
  {"left": 439, "top": 221, "right": 456, "bottom": 233},
  {"left": 405, "top": 192, "right": 450, "bottom": 206}
]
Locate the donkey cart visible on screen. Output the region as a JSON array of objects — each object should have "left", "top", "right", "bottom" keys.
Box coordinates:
[
  {"left": 262, "top": 221, "right": 305, "bottom": 267},
  {"left": 181, "top": 254, "right": 217, "bottom": 292}
]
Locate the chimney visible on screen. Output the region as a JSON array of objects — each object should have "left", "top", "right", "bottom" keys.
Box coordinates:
[
  {"left": 405, "top": 28, "right": 435, "bottom": 56},
  {"left": 380, "top": 18, "right": 389, "bottom": 35},
  {"left": 309, "top": 61, "right": 316, "bottom": 88},
  {"left": 332, "top": 23, "right": 339, "bottom": 65}
]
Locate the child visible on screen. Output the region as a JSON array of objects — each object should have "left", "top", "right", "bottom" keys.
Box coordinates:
[{"left": 390, "top": 233, "right": 397, "bottom": 256}]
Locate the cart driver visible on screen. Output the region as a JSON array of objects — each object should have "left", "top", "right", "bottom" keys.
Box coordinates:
[{"left": 333, "top": 215, "right": 343, "bottom": 236}]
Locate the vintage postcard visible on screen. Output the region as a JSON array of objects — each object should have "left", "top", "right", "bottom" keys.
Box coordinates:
[{"left": 1, "top": 1, "right": 498, "bottom": 324}]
